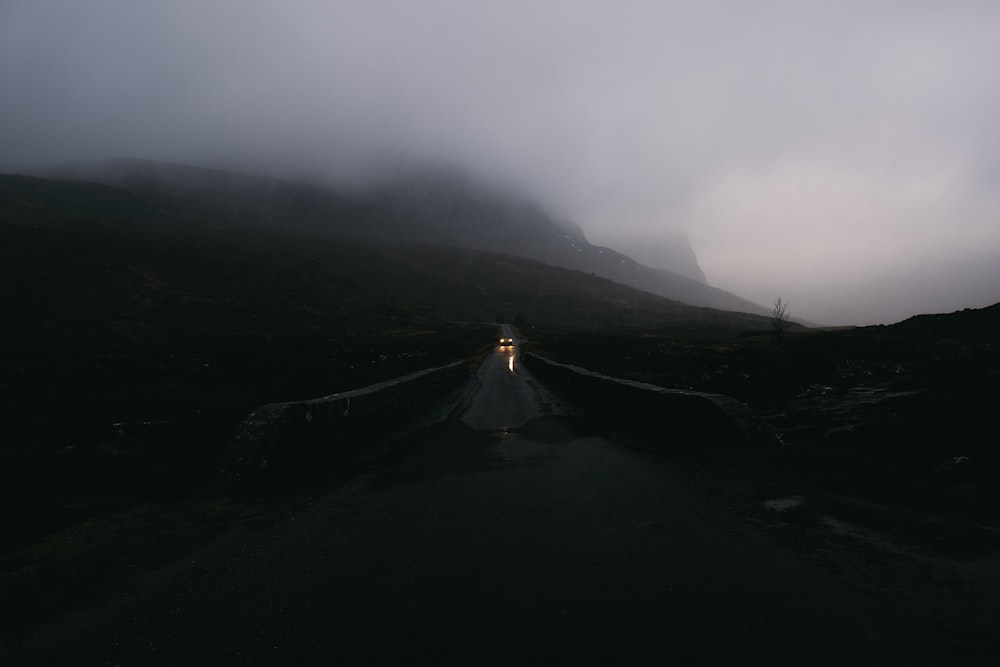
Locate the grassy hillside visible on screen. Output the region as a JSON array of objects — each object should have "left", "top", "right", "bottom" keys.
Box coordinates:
[
  {"left": 42, "top": 159, "right": 770, "bottom": 314},
  {"left": 2, "top": 173, "right": 776, "bottom": 349}
]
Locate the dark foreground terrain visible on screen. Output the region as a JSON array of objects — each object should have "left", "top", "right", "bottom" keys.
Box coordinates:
[
  {"left": 3, "top": 171, "right": 998, "bottom": 662},
  {"left": 531, "top": 304, "right": 1000, "bottom": 534},
  {"left": 0, "top": 325, "right": 493, "bottom": 637},
  {"left": 8, "top": 342, "right": 999, "bottom": 666}
]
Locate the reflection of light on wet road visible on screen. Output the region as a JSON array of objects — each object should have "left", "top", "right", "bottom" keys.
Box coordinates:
[{"left": 507, "top": 351, "right": 515, "bottom": 373}]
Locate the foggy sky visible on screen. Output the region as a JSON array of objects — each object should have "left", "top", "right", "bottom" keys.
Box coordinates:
[{"left": 3, "top": 0, "right": 999, "bottom": 325}]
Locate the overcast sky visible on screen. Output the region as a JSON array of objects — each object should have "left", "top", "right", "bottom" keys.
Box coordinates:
[{"left": 3, "top": 0, "right": 999, "bottom": 324}]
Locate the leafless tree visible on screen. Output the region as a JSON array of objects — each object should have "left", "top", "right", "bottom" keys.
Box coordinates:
[{"left": 772, "top": 297, "right": 790, "bottom": 340}]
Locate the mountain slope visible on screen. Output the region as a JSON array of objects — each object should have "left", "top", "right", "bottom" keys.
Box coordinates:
[
  {"left": 369, "top": 170, "right": 765, "bottom": 313},
  {"left": 1, "top": 174, "right": 778, "bottom": 351},
  {"left": 43, "top": 160, "right": 768, "bottom": 315},
  {"left": 593, "top": 229, "right": 707, "bottom": 283}
]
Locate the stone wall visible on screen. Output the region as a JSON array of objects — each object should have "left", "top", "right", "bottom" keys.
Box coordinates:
[
  {"left": 223, "top": 360, "right": 469, "bottom": 484},
  {"left": 522, "top": 353, "right": 767, "bottom": 446}
]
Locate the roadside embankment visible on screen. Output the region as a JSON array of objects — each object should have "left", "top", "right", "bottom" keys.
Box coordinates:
[
  {"left": 522, "top": 352, "right": 768, "bottom": 446},
  {"left": 223, "top": 360, "right": 470, "bottom": 485}
]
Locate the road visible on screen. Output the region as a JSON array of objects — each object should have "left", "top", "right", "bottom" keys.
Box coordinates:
[
  {"left": 29, "top": 335, "right": 997, "bottom": 665},
  {"left": 459, "top": 324, "right": 575, "bottom": 431}
]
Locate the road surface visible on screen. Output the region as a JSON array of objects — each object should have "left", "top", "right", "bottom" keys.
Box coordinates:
[{"left": 23, "top": 335, "right": 998, "bottom": 664}]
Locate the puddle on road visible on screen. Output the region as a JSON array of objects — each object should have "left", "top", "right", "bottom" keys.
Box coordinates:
[
  {"left": 489, "top": 417, "right": 599, "bottom": 469},
  {"left": 490, "top": 424, "right": 557, "bottom": 468},
  {"left": 515, "top": 416, "right": 585, "bottom": 444}
]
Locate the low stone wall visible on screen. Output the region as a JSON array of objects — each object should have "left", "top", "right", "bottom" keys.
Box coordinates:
[
  {"left": 522, "top": 353, "right": 766, "bottom": 446},
  {"left": 223, "top": 360, "right": 469, "bottom": 484}
]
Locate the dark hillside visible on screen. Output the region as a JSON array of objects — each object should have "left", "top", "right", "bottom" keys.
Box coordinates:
[
  {"left": 2, "top": 173, "right": 776, "bottom": 348},
  {"left": 44, "top": 160, "right": 768, "bottom": 313}
]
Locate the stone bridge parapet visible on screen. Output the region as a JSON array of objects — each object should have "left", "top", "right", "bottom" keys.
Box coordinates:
[
  {"left": 522, "top": 353, "right": 767, "bottom": 446},
  {"left": 224, "top": 360, "right": 468, "bottom": 484}
]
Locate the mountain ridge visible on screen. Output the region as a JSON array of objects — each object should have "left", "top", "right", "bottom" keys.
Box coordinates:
[
  {"left": 40, "top": 159, "right": 769, "bottom": 315},
  {"left": 0, "top": 172, "right": 782, "bottom": 350}
]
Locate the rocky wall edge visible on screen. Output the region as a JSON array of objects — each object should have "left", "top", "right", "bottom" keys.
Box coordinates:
[
  {"left": 222, "top": 360, "right": 469, "bottom": 485},
  {"left": 522, "top": 353, "right": 768, "bottom": 446}
]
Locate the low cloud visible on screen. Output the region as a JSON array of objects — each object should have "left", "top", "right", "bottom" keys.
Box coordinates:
[{"left": 3, "top": 0, "right": 999, "bottom": 323}]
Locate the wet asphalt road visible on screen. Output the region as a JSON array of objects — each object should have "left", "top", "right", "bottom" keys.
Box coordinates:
[{"left": 37, "top": 343, "right": 989, "bottom": 665}]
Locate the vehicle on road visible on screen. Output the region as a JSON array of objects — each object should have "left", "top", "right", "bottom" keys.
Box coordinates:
[{"left": 499, "top": 337, "right": 514, "bottom": 347}]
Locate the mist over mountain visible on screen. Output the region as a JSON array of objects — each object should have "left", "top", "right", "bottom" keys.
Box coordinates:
[
  {"left": 0, "top": 171, "right": 780, "bottom": 348},
  {"left": 585, "top": 230, "right": 707, "bottom": 284},
  {"left": 44, "top": 159, "right": 768, "bottom": 315}
]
